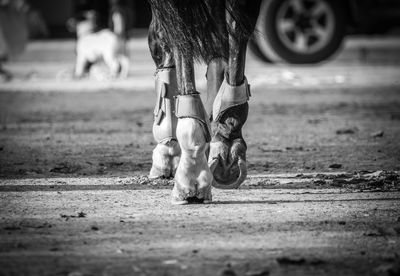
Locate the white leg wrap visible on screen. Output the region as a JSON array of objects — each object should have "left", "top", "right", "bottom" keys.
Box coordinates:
[
  {"left": 153, "top": 68, "right": 179, "bottom": 144},
  {"left": 212, "top": 77, "right": 251, "bottom": 121},
  {"left": 175, "top": 93, "right": 212, "bottom": 142},
  {"left": 150, "top": 68, "right": 181, "bottom": 179}
]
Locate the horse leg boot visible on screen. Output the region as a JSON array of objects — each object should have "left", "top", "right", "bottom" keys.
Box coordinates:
[
  {"left": 208, "top": 0, "right": 261, "bottom": 189},
  {"left": 150, "top": 68, "right": 181, "bottom": 179},
  {"left": 171, "top": 52, "right": 213, "bottom": 205},
  {"left": 148, "top": 20, "right": 181, "bottom": 179}
]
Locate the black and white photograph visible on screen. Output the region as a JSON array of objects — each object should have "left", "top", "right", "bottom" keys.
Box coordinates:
[{"left": 0, "top": 0, "right": 400, "bottom": 275}]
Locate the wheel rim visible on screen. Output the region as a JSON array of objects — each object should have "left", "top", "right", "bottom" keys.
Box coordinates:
[{"left": 275, "top": 0, "right": 335, "bottom": 54}]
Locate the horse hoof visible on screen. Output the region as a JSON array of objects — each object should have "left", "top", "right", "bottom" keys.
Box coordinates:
[
  {"left": 209, "top": 138, "right": 247, "bottom": 189},
  {"left": 171, "top": 197, "right": 189, "bottom": 205},
  {"left": 149, "top": 141, "right": 181, "bottom": 179},
  {"left": 208, "top": 99, "right": 249, "bottom": 189},
  {"left": 172, "top": 118, "right": 213, "bottom": 204},
  {"left": 171, "top": 195, "right": 212, "bottom": 205}
]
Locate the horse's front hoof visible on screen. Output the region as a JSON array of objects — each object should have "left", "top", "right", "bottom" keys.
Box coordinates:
[
  {"left": 172, "top": 117, "right": 213, "bottom": 204},
  {"left": 171, "top": 193, "right": 212, "bottom": 205},
  {"left": 149, "top": 141, "right": 181, "bottom": 179},
  {"left": 171, "top": 196, "right": 189, "bottom": 205},
  {"left": 171, "top": 184, "right": 212, "bottom": 204}
]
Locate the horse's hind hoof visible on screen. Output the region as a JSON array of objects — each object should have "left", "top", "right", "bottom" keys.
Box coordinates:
[
  {"left": 208, "top": 102, "right": 249, "bottom": 189},
  {"left": 208, "top": 77, "right": 250, "bottom": 189},
  {"left": 209, "top": 138, "right": 247, "bottom": 189},
  {"left": 149, "top": 141, "right": 180, "bottom": 179},
  {"left": 150, "top": 68, "right": 180, "bottom": 179}
]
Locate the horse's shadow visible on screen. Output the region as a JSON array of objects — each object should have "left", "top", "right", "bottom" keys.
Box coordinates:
[
  {"left": 208, "top": 197, "right": 396, "bottom": 205},
  {"left": 209, "top": 200, "right": 279, "bottom": 205}
]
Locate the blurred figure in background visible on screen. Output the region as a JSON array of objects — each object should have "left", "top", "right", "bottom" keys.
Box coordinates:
[
  {"left": 108, "top": 0, "right": 131, "bottom": 40},
  {"left": 67, "top": 7, "right": 129, "bottom": 79},
  {"left": 0, "top": 0, "right": 29, "bottom": 81},
  {"left": 25, "top": 3, "right": 48, "bottom": 39},
  {"left": 108, "top": 0, "right": 133, "bottom": 57}
]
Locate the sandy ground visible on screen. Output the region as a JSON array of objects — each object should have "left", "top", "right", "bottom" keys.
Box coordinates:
[{"left": 0, "top": 34, "right": 400, "bottom": 275}]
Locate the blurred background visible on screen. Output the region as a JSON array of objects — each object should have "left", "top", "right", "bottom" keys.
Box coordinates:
[{"left": 9, "top": 0, "right": 400, "bottom": 60}]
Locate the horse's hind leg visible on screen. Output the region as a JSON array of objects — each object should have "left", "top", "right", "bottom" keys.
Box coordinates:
[
  {"left": 208, "top": 0, "right": 262, "bottom": 189},
  {"left": 204, "top": 0, "right": 228, "bottom": 117},
  {"left": 148, "top": 20, "right": 181, "bottom": 179},
  {"left": 171, "top": 48, "right": 213, "bottom": 205}
]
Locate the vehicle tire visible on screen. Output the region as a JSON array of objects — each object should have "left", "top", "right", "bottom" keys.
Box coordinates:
[
  {"left": 253, "top": 0, "right": 346, "bottom": 64},
  {"left": 248, "top": 36, "right": 273, "bottom": 63}
]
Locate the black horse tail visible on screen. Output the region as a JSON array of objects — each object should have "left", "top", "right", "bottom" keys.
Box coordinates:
[{"left": 148, "top": 0, "right": 258, "bottom": 62}]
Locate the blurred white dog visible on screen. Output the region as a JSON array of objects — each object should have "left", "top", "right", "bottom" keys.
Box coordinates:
[{"left": 68, "top": 11, "right": 129, "bottom": 79}]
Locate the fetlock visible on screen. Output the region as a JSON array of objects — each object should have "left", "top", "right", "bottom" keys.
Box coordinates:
[
  {"left": 150, "top": 68, "right": 181, "bottom": 179},
  {"left": 149, "top": 140, "right": 180, "bottom": 179}
]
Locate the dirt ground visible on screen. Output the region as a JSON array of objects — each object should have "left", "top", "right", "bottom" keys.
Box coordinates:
[{"left": 0, "top": 35, "right": 400, "bottom": 275}]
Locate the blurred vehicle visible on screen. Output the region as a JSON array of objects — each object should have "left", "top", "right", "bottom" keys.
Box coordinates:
[{"left": 250, "top": 0, "right": 400, "bottom": 64}]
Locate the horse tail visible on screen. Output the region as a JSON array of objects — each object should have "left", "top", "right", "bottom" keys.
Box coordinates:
[
  {"left": 225, "top": 0, "right": 262, "bottom": 42},
  {"left": 148, "top": 0, "right": 260, "bottom": 62},
  {"left": 148, "top": 1, "right": 227, "bottom": 62}
]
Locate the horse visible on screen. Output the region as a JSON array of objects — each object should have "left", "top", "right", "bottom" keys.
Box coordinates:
[{"left": 147, "top": 0, "right": 262, "bottom": 204}]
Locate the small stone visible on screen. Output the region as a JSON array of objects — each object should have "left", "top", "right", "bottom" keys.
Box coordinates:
[
  {"left": 329, "top": 164, "right": 342, "bottom": 169},
  {"left": 276, "top": 257, "right": 306, "bottom": 265},
  {"left": 163, "top": 259, "right": 178, "bottom": 265},
  {"left": 77, "top": 211, "right": 86, "bottom": 218},
  {"left": 371, "top": 131, "right": 384, "bottom": 138},
  {"left": 336, "top": 128, "right": 356, "bottom": 135}
]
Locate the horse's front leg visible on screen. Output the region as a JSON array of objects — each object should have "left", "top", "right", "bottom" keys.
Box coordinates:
[
  {"left": 208, "top": 0, "right": 262, "bottom": 189},
  {"left": 172, "top": 49, "right": 213, "bottom": 205},
  {"left": 148, "top": 20, "right": 181, "bottom": 179}
]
